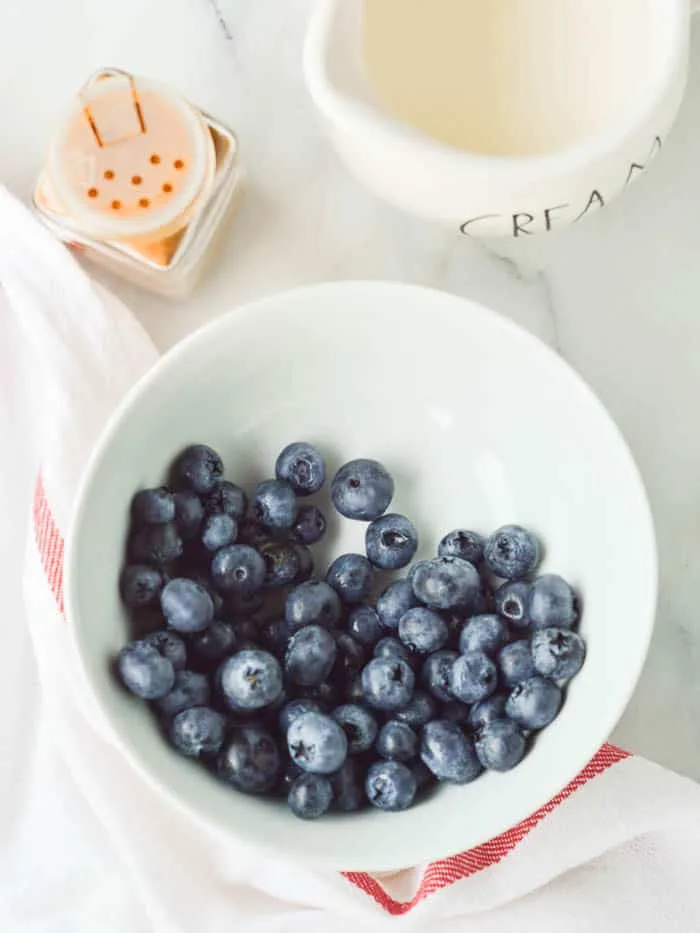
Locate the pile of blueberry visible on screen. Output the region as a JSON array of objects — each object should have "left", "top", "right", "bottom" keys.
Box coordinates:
[{"left": 115, "top": 442, "right": 585, "bottom": 820}]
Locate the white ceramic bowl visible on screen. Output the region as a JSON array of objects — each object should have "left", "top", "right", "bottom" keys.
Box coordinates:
[{"left": 66, "top": 281, "right": 657, "bottom": 872}]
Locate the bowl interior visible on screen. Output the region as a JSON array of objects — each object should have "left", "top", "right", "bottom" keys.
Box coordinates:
[{"left": 66, "top": 281, "right": 656, "bottom": 871}]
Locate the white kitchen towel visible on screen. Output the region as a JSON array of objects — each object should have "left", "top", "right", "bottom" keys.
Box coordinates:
[{"left": 3, "top": 185, "right": 700, "bottom": 933}]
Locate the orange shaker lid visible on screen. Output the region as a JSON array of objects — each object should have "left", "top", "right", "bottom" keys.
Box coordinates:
[{"left": 47, "top": 69, "right": 215, "bottom": 242}]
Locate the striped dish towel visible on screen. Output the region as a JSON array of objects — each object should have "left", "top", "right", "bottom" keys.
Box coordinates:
[{"left": 3, "top": 186, "right": 700, "bottom": 933}]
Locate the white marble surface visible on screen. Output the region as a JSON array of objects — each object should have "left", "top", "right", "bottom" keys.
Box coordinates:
[{"left": 2, "top": 0, "right": 700, "bottom": 780}]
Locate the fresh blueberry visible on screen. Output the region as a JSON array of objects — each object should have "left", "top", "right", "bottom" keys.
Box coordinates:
[
  {"left": 376, "top": 720, "right": 418, "bottom": 761},
  {"left": 450, "top": 651, "right": 498, "bottom": 703},
  {"left": 531, "top": 628, "right": 585, "bottom": 681},
  {"left": 253, "top": 479, "right": 297, "bottom": 532},
  {"left": 116, "top": 640, "right": 175, "bottom": 699},
  {"left": 365, "top": 760, "right": 416, "bottom": 811},
  {"left": 494, "top": 580, "right": 532, "bottom": 630},
  {"left": 365, "top": 514, "right": 418, "bottom": 570},
  {"left": 376, "top": 579, "right": 419, "bottom": 632},
  {"left": 173, "top": 490, "right": 205, "bottom": 540},
  {"left": 373, "top": 636, "right": 414, "bottom": 665},
  {"left": 120, "top": 564, "right": 164, "bottom": 608},
  {"left": 201, "top": 513, "right": 238, "bottom": 552},
  {"left": 474, "top": 719, "right": 527, "bottom": 771},
  {"left": 204, "top": 481, "right": 248, "bottom": 520},
  {"left": 172, "top": 444, "right": 223, "bottom": 495},
  {"left": 218, "top": 649, "right": 283, "bottom": 711},
  {"left": 438, "top": 529, "right": 484, "bottom": 564},
  {"left": 129, "top": 522, "right": 182, "bottom": 566},
  {"left": 458, "top": 614, "right": 507, "bottom": 657},
  {"left": 440, "top": 700, "right": 471, "bottom": 724},
  {"left": 333, "top": 633, "right": 366, "bottom": 682},
  {"left": 331, "top": 459, "right": 394, "bottom": 521},
  {"left": 484, "top": 525, "right": 541, "bottom": 579},
  {"left": 191, "top": 620, "right": 237, "bottom": 664},
  {"left": 394, "top": 690, "right": 436, "bottom": 728},
  {"left": 237, "top": 518, "right": 273, "bottom": 549},
  {"left": 143, "top": 630, "right": 187, "bottom": 671},
  {"left": 398, "top": 607, "right": 448, "bottom": 654},
  {"left": 284, "top": 625, "right": 337, "bottom": 686},
  {"left": 348, "top": 605, "right": 383, "bottom": 647},
  {"left": 420, "top": 720, "right": 482, "bottom": 783},
  {"left": 506, "top": 676, "right": 562, "bottom": 729},
  {"left": 332, "top": 703, "right": 378, "bottom": 754},
  {"left": 278, "top": 698, "right": 323, "bottom": 734},
  {"left": 325, "top": 553, "right": 374, "bottom": 603},
  {"left": 258, "top": 541, "right": 300, "bottom": 587},
  {"left": 290, "top": 504, "right": 327, "bottom": 545},
  {"left": 232, "top": 617, "right": 260, "bottom": 647},
  {"left": 275, "top": 442, "right": 327, "bottom": 497},
  {"left": 498, "top": 640, "right": 536, "bottom": 687},
  {"left": 420, "top": 650, "right": 459, "bottom": 702},
  {"left": 156, "top": 670, "right": 210, "bottom": 717},
  {"left": 218, "top": 725, "right": 280, "bottom": 793},
  {"left": 285, "top": 580, "right": 342, "bottom": 631},
  {"left": 293, "top": 544, "right": 314, "bottom": 582},
  {"left": 468, "top": 693, "right": 507, "bottom": 730},
  {"left": 169, "top": 706, "right": 225, "bottom": 758},
  {"left": 411, "top": 557, "right": 480, "bottom": 611},
  {"left": 287, "top": 711, "right": 348, "bottom": 774},
  {"left": 260, "top": 617, "right": 292, "bottom": 657},
  {"left": 160, "top": 578, "right": 214, "bottom": 632},
  {"left": 226, "top": 589, "right": 266, "bottom": 619},
  {"left": 288, "top": 773, "right": 333, "bottom": 819},
  {"left": 529, "top": 574, "right": 578, "bottom": 629},
  {"left": 211, "top": 544, "right": 266, "bottom": 596},
  {"left": 131, "top": 487, "right": 175, "bottom": 525},
  {"left": 361, "top": 658, "right": 415, "bottom": 711},
  {"left": 331, "top": 758, "right": 365, "bottom": 811}
]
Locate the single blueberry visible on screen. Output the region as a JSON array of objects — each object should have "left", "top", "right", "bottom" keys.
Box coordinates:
[
  {"left": 331, "top": 459, "right": 394, "bottom": 521},
  {"left": 494, "top": 580, "right": 532, "bottom": 630},
  {"left": 348, "top": 605, "right": 383, "bottom": 647},
  {"left": 285, "top": 580, "right": 342, "bottom": 631},
  {"left": 156, "top": 670, "right": 210, "bottom": 717},
  {"left": 474, "top": 719, "right": 527, "bottom": 771},
  {"left": 172, "top": 444, "right": 223, "bottom": 495},
  {"left": 284, "top": 625, "right": 337, "bottom": 686},
  {"left": 411, "top": 557, "right": 480, "bottom": 611},
  {"left": 376, "top": 720, "right": 418, "bottom": 762},
  {"left": 450, "top": 651, "right": 498, "bottom": 703},
  {"left": 218, "top": 649, "right": 283, "bottom": 711},
  {"left": 484, "top": 525, "right": 541, "bottom": 580},
  {"left": 160, "top": 577, "right": 214, "bottom": 632},
  {"left": 131, "top": 487, "right": 175, "bottom": 525},
  {"left": 211, "top": 544, "right": 266, "bottom": 596},
  {"left": 498, "top": 640, "right": 536, "bottom": 687},
  {"left": 288, "top": 773, "right": 333, "bottom": 819},
  {"left": 468, "top": 693, "right": 507, "bottom": 731},
  {"left": 204, "top": 481, "right": 248, "bottom": 520},
  {"left": 331, "top": 758, "right": 365, "bottom": 812},
  {"left": 275, "top": 442, "right": 327, "bottom": 497},
  {"left": 438, "top": 529, "right": 484, "bottom": 565},
  {"left": 143, "top": 630, "right": 187, "bottom": 671},
  {"left": 258, "top": 540, "right": 300, "bottom": 587},
  {"left": 506, "top": 676, "right": 562, "bottom": 729},
  {"left": 333, "top": 632, "right": 366, "bottom": 683},
  {"left": 290, "top": 504, "right": 327, "bottom": 545},
  {"left": 173, "top": 490, "right": 205, "bottom": 540},
  {"left": 420, "top": 650, "right": 459, "bottom": 703},
  {"left": 458, "top": 614, "right": 507, "bottom": 657},
  {"left": 332, "top": 703, "right": 378, "bottom": 754},
  {"left": 278, "top": 698, "right": 323, "bottom": 734},
  {"left": 120, "top": 564, "right": 164, "bottom": 608},
  {"left": 365, "top": 514, "right": 418, "bottom": 570},
  {"left": 201, "top": 513, "right": 238, "bottom": 552},
  {"left": 169, "top": 706, "right": 225, "bottom": 758},
  {"left": 293, "top": 543, "right": 315, "bottom": 583},
  {"left": 361, "top": 657, "right": 415, "bottom": 711},
  {"left": 394, "top": 690, "right": 436, "bottom": 729},
  {"left": 440, "top": 700, "right": 471, "bottom": 724},
  {"left": 421, "top": 720, "right": 482, "bottom": 783},
  {"left": 373, "top": 636, "right": 414, "bottom": 665},
  {"left": 253, "top": 479, "right": 297, "bottom": 532},
  {"left": 218, "top": 725, "right": 280, "bottom": 793},
  {"left": 325, "top": 553, "right": 374, "bottom": 604},
  {"left": 129, "top": 522, "right": 183, "bottom": 566},
  {"left": 365, "top": 760, "right": 416, "bottom": 811},
  {"left": 287, "top": 711, "right": 348, "bottom": 774},
  {"left": 529, "top": 574, "right": 578, "bottom": 629},
  {"left": 116, "top": 640, "right": 175, "bottom": 699},
  {"left": 398, "top": 607, "right": 448, "bottom": 654},
  {"left": 191, "top": 620, "right": 237, "bottom": 664},
  {"left": 376, "top": 579, "right": 419, "bottom": 632},
  {"left": 531, "top": 628, "right": 585, "bottom": 681}
]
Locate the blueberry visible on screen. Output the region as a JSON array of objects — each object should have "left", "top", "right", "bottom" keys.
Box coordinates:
[
  {"left": 288, "top": 773, "right": 333, "bottom": 819},
  {"left": 156, "top": 670, "right": 210, "bottom": 717},
  {"left": 420, "top": 720, "right": 482, "bottom": 783},
  {"left": 204, "top": 481, "right": 248, "bottom": 520},
  {"left": 331, "top": 758, "right": 365, "bottom": 811},
  {"left": 275, "top": 442, "right": 327, "bottom": 497},
  {"left": 398, "top": 607, "right": 448, "bottom": 654},
  {"left": 172, "top": 444, "right": 223, "bottom": 495},
  {"left": 440, "top": 700, "right": 471, "bottom": 724},
  {"left": 160, "top": 578, "right": 214, "bottom": 632},
  {"left": 131, "top": 487, "right": 175, "bottom": 525},
  {"left": 484, "top": 525, "right": 541, "bottom": 579},
  {"left": 285, "top": 580, "right": 342, "bottom": 631},
  {"left": 232, "top": 617, "right": 260, "bottom": 647},
  {"left": 129, "top": 522, "right": 183, "bottom": 566},
  {"left": 237, "top": 518, "right": 272, "bottom": 549},
  {"left": 366, "top": 760, "right": 416, "bottom": 811},
  {"left": 333, "top": 633, "right": 366, "bottom": 682},
  {"left": 253, "top": 479, "right": 297, "bottom": 531},
  {"left": 211, "top": 545, "right": 266, "bottom": 596},
  {"left": 474, "top": 719, "right": 527, "bottom": 771},
  {"left": 376, "top": 720, "right": 418, "bottom": 761},
  {"left": 218, "top": 649, "right": 283, "bottom": 711},
  {"left": 258, "top": 541, "right": 300, "bottom": 587},
  {"left": 116, "top": 640, "right": 175, "bottom": 699},
  {"left": 290, "top": 504, "right": 327, "bottom": 545},
  {"left": 293, "top": 544, "right": 314, "bottom": 582},
  {"left": 201, "top": 513, "right": 238, "bottom": 552},
  {"left": 529, "top": 574, "right": 578, "bottom": 629},
  {"left": 191, "top": 620, "right": 237, "bottom": 664},
  {"left": 169, "top": 706, "right": 225, "bottom": 758},
  {"left": 420, "top": 650, "right": 459, "bottom": 702},
  {"left": 458, "top": 614, "right": 507, "bottom": 657},
  {"left": 411, "top": 557, "right": 480, "bottom": 611},
  {"left": 218, "top": 725, "right": 280, "bottom": 793},
  {"left": 394, "top": 690, "right": 436, "bottom": 729},
  {"left": 173, "top": 490, "right": 205, "bottom": 540},
  {"left": 226, "top": 589, "right": 266, "bottom": 619},
  {"left": 348, "top": 605, "right": 383, "bottom": 647},
  {"left": 361, "top": 658, "right": 415, "bottom": 711},
  {"left": 468, "top": 693, "right": 507, "bottom": 730},
  {"left": 331, "top": 459, "right": 394, "bottom": 521},
  {"left": 143, "top": 630, "right": 187, "bottom": 671},
  {"left": 373, "top": 636, "right": 413, "bottom": 665},
  {"left": 506, "top": 676, "right": 562, "bottom": 729},
  {"left": 278, "top": 698, "right": 323, "bottom": 734},
  {"left": 365, "top": 514, "right": 418, "bottom": 570},
  {"left": 494, "top": 580, "right": 532, "bottom": 630},
  {"left": 284, "top": 625, "right": 337, "bottom": 686},
  {"left": 332, "top": 703, "right": 378, "bottom": 754},
  {"left": 325, "top": 553, "right": 374, "bottom": 603},
  {"left": 450, "top": 651, "right": 497, "bottom": 703},
  {"left": 438, "top": 529, "right": 484, "bottom": 565},
  {"left": 376, "top": 579, "right": 418, "bottom": 632},
  {"left": 260, "top": 617, "right": 292, "bottom": 657},
  {"left": 120, "top": 564, "right": 164, "bottom": 608},
  {"left": 498, "top": 640, "right": 536, "bottom": 687},
  {"left": 287, "top": 711, "right": 348, "bottom": 774},
  {"left": 531, "top": 628, "right": 585, "bottom": 681}
]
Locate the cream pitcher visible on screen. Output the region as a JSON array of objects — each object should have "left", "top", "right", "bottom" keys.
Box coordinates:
[{"left": 304, "top": 0, "right": 700, "bottom": 238}]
